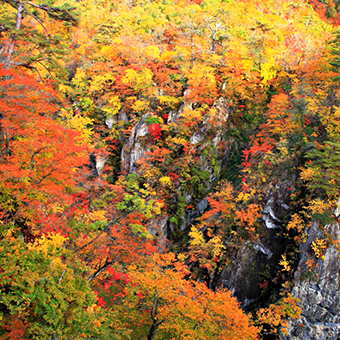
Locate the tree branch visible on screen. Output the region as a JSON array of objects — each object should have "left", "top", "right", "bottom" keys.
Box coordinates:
[
  {"left": 26, "top": 1, "right": 77, "bottom": 23},
  {"left": 4, "top": 0, "right": 23, "bottom": 68},
  {"left": 87, "top": 258, "right": 113, "bottom": 282}
]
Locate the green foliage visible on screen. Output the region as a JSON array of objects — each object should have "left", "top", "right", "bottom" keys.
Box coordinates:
[
  {"left": 0, "top": 228, "right": 107, "bottom": 339},
  {"left": 304, "top": 141, "right": 340, "bottom": 197},
  {"left": 145, "top": 115, "right": 161, "bottom": 125}
]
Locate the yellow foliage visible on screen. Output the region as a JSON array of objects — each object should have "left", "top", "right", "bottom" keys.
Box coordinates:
[
  {"left": 180, "top": 107, "right": 203, "bottom": 125},
  {"left": 122, "top": 68, "right": 154, "bottom": 91},
  {"left": 89, "top": 73, "right": 115, "bottom": 94},
  {"left": 236, "top": 191, "right": 251, "bottom": 203},
  {"left": 157, "top": 95, "right": 180, "bottom": 108},
  {"left": 143, "top": 169, "right": 160, "bottom": 180},
  {"left": 214, "top": 181, "right": 234, "bottom": 200},
  {"left": 261, "top": 57, "right": 278, "bottom": 84},
  {"left": 159, "top": 176, "right": 172, "bottom": 187},
  {"left": 72, "top": 68, "right": 88, "bottom": 88},
  {"left": 319, "top": 106, "right": 340, "bottom": 140},
  {"left": 62, "top": 110, "right": 94, "bottom": 144},
  {"left": 311, "top": 238, "right": 327, "bottom": 259},
  {"left": 277, "top": 138, "right": 289, "bottom": 158},
  {"left": 309, "top": 199, "right": 331, "bottom": 215},
  {"left": 75, "top": 209, "right": 107, "bottom": 224},
  {"left": 187, "top": 64, "right": 216, "bottom": 85},
  {"left": 256, "top": 292, "right": 301, "bottom": 336},
  {"left": 102, "top": 96, "right": 122, "bottom": 117},
  {"left": 188, "top": 225, "right": 225, "bottom": 271},
  {"left": 143, "top": 46, "right": 160, "bottom": 60},
  {"left": 153, "top": 200, "right": 164, "bottom": 215},
  {"left": 300, "top": 166, "right": 316, "bottom": 182},
  {"left": 100, "top": 45, "right": 119, "bottom": 60},
  {"left": 165, "top": 136, "right": 189, "bottom": 146},
  {"left": 279, "top": 254, "right": 291, "bottom": 272},
  {"left": 131, "top": 99, "right": 150, "bottom": 113},
  {"left": 177, "top": 253, "right": 187, "bottom": 263},
  {"left": 141, "top": 182, "right": 157, "bottom": 196},
  {"left": 58, "top": 83, "right": 72, "bottom": 94},
  {"left": 88, "top": 210, "right": 106, "bottom": 222},
  {"left": 189, "top": 226, "right": 205, "bottom": 247},
  {"left": 210, "top": 236, "right": 225, "bottom": 257},
  {"left": 50, "top": 202, "right": 65, "bottom": 214},
  {"left": 28, "top": 233, "right": 66, "bottom": 265},
  {"left": 286, "top": 213, "right": 305, "bottom": 234}
]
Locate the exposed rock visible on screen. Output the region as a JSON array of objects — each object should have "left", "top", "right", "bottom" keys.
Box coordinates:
[
  {"left": 105, "top": 110, "right": 128, "bottom": 129},
  {"left": 117, "top": 89, "right": 340, "bottom": 340},
  {"left": 121, "top": 114, "right": 150, "bottom": 174},
  {"left": 280, "top": 222, "right": 340, "bottom": 340},
  {"left": 217, "top": 182, "right": 292, "bottom": 306},
  {"left": 120, "top": 96, "right": 233, "bottom": 235},
  {"left": 88, "top": 152, "right": 107, "bottom": 178},
  {"left": 147, "top": 215, "right": 169, "bottom": 245},
  {"left": 96, "top": 152, "right": 108, "bottom": 179},
  {"left": 105, "top": 116, "right": 115, "bottom": 129},
  {"left": 167, "top": 109, "right": 180, "bottom": 124},
  {"left": 89, "top": 153, "right": 98, "bottom": 176},
  {"left": 253, "top": 241, "right": 273, "bottom": 258},
  {"left": 190, "top": 132, "right": 203, "bottom": 145},
  {"left": 262, "top": 181, "right": 293, "bottom": 230},
  {"left": 197, "top": 198, "right": 208, "bottom": 215},
  {"left": 218, "top": 240, "right": 273, "bottom": 307},
  {"left": 213, "top": 96, "right": 230, "bottom": 124}
]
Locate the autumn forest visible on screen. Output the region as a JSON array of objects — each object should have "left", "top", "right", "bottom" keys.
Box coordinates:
[{"left": 1, "top": 0, "right": 340, "bottom": 338}]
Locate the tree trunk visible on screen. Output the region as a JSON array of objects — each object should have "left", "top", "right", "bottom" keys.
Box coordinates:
[
  {"left": 147, "top": 320, "right": 163, "bottom": 340},
  {"left": 5, "top": 0, "right": 23, "bottom": 68}
]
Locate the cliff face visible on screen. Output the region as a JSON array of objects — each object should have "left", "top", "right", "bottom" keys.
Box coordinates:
[
  {"left": 118, "top": 99, "right": 340, "bottom": 339},
  {"left": 280, "top": 220, "right": 340, "bottom": 340},
  {"left": 216, "top": 183, "right": 291, "bottom": 306},
  {"left": 120, "top": 97, "right": 233, "bottom": 237},
  {"left": 121, "top": 114, "right": 150, "bottom": 175}
]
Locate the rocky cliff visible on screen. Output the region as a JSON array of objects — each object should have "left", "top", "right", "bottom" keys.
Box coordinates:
[
  {"left": 117, "top": 98, "right": 340, "bottom": 339},
  {"left": 280, "top": 219, "right": 340, "bottom": 340}
]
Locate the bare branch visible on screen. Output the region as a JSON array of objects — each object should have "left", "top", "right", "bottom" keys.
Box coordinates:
[
  {"left": 58, "top": 269, "right": 66, "bottom": 282},
  {"left": 30, "top": 12, "right": 51, "bottom": 41},
  {"left": 30, "top": 146, "right": 48, "bottom": 170},
  {"left": 87, "top": 258, "right": 113, "bottom": 282},
  {"left": 4, "top": 0, "right": 23, "bottom": 67}
]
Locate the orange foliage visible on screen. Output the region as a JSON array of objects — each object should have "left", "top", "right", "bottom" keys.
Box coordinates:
[
  {"left": 97, "top": 253, "right": 259, "bottom": 340},
  {"left": 0, "top": 66, "right": 89, "bottom": 235}
]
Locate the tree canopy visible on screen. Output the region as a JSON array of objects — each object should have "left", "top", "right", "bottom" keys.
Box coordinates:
[{"left": 1, "top": 0, "right": 340, "bottom": 338}]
